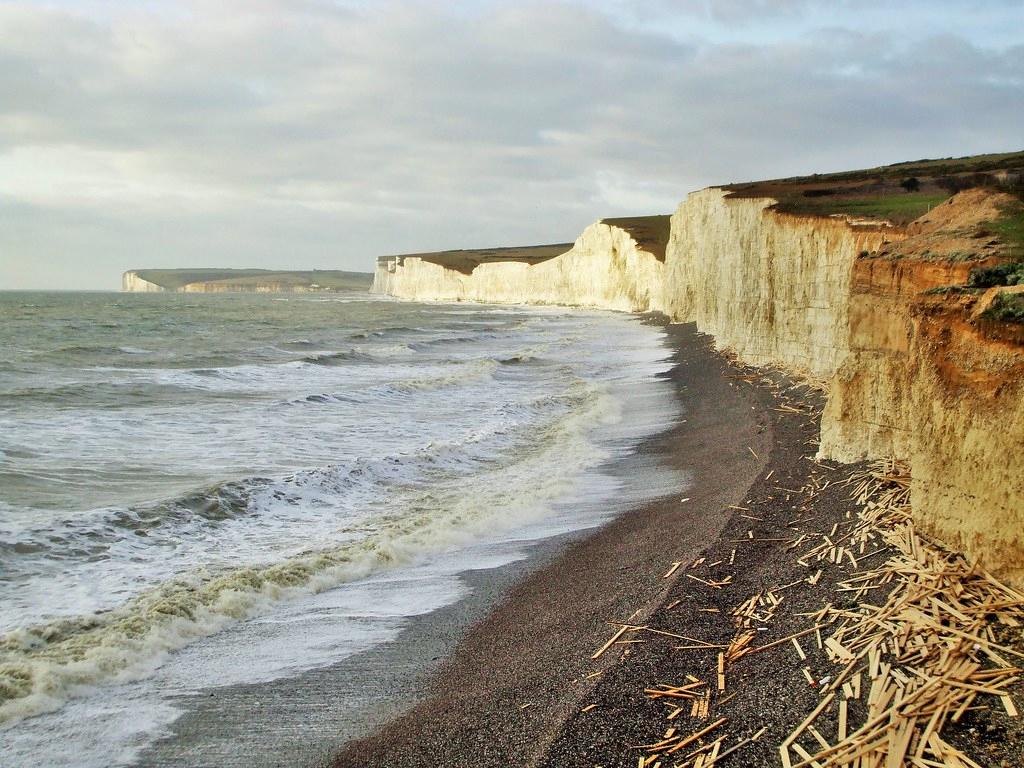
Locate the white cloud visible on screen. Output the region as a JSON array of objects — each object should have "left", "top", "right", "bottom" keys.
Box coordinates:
[{"left": 0, "top": 0, "right": 1021, "bottom": 288}]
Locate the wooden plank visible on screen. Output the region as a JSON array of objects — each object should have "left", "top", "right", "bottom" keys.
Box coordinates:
[
  {"left": 825, "top": 637, "right": 856, "bottom": 662},
  {"left": 791, "top": 742, "right": 825, "bottom": 768},
  {"left": 792, "top": 637, "right": 807, "bottom": 660},
  {"left": 665, "top": 717, "right": 728, "bottom": 754},
  {"left": 746, "top": 625, "right": 823, "bottom": 655},
  {"left": 687, "top": 573, "right": 724, "bottom": 589},
  {"left": 807, "top": 725, "right": 830, "bottom": 750},
  {"left": 1002, "top": 694, "right": 1019, "bottom": 717},
  {"left": 784, "top": 693, "right": 836, "bottom": 746},
  {"left": 592, "top": 624, "right": 631, "bottom": 659}
]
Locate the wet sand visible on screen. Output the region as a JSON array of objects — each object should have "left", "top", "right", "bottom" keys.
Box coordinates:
[
  {"left": 133, "top": 319, "right": 721, "bottom": 768},
  {"left": 139, "top": 317, "right": 1022, "bottom": 768},
  {"left": 330, "top": 321, "right": 772, "bottom": 767},
  {"left": 327, "top": 318, "right": 1024, "bottom": 768}
]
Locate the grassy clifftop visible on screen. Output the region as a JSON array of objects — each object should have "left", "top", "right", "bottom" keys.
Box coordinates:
[
  {"left": 386, "top": 244, "right": 574, "bottom": 276},
  {"left": 378, "top": 218, "right": 671, "bottom": 276},
  {"left": 726, "top": 149, "right": 1024, "bottom": 224},
  {"left": 599, "top": 215, "right": 671, "bottom": 261},
  {"left": 378, "top": 151, "right": 1022, "bottom": 277}
]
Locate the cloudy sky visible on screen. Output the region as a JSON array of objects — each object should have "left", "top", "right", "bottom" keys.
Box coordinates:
[{"left": 1, "top": 0, "right": 1022, "bottom": 289}]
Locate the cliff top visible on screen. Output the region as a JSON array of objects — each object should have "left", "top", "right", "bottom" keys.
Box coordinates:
[
  {"left": 872, "top": 188, "right": 1024, "bottom": 264},
  {"left": 599, "top": 215, "right": 671, "bottom": 261},
  {"left": 372, "top": 151, "right": 1021, "bottom": 276},
  {"left": 377, "top": 217, "right": 671, "bottom": 275},
  {"left": 864, "top": 188, "right": 1024, "bottom": 338},
  {"left": 725, "top": 149, "right": 1024, "bottom": 225},
  {"left": 380, "top": 244, "right": 573, "bottom": 276}
]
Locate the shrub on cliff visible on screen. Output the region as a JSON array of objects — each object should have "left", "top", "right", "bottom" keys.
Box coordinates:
[
  {"left": 968, "top": 262, "right": 1024, "bottom": 288},
  {"left": 980, "top": 291, "right": 1024, "bottom": 323}
]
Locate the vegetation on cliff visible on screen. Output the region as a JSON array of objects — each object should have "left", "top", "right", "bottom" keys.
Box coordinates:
[
  {"left": 598, "top": 215, "right": 671, "bottom": 261},
  {"left": 407, "top": 243, "right": 574, "bottom": 276},
  {"left": 726, "top": 149, "right": 1024, "bottom": 225}
]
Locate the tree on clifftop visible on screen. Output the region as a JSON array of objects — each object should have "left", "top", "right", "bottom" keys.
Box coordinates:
[{"left": 900, "top": 176, "right": 921, "bottom": 192}]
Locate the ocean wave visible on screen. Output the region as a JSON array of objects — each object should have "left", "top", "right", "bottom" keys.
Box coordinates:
[
  {"left": 0, "top": 377, "right": 617, "bottom": 725},
  {"left": 298, "top": 350, "right": 375, "bottom": 366},
  {"left": 499, "top": 354, "right": 541, "bottom": 365},
  {"left": 381, "top": 358, "right": 499, "bottom": 394},
  {"left": 365, "top": 326, "right": 425, "bottom": 337},
  {"left": 0, "top": 387, "right": 582, "bottom": 590},
  {"left": 0, "top": 381, "right": 234, "bottom": 407},
  {"left": 282, "top": 357, "right": 503, "bottom": 406},
  {"left": 408, "top": 333, "right": 498, "bottom": 351}
]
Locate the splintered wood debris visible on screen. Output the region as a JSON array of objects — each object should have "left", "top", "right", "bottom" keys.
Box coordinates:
[
  {"left": 779, "top": 459, "right": 1024, "bottom": 768},
  {"left": 593, "top": 453, "right": 1022, "bottom": 768}
]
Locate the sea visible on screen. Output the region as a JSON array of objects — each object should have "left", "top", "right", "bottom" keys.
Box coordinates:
[{"left": 0, "top": 290, "right": 683, "bottom": 766}]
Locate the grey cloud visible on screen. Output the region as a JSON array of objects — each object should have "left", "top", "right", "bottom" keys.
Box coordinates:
[{"left": 0, "top": 0, "right": 1021, "bottom": 289}]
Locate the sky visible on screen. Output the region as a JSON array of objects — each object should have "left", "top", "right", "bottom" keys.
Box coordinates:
[{"left": 0, "top": 0, "right": 1022, "bottom": 289}]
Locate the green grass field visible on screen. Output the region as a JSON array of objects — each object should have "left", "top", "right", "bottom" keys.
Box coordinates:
[
  {"left": 789, "top": 193, "right": 952, "bottom": 224},
  {"left": 726, "top": 149, "right": 1023, "bottom": 225},
  {"left": 990, "top": 205, "right": 1024, "bottom": 258}
]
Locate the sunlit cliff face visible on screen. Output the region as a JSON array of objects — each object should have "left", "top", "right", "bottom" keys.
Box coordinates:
[{"left": 377, "top": 188, "right": 1024, "bottom": 585}]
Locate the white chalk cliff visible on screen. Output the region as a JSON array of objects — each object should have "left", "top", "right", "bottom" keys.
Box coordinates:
[
  {"left": 374, "top": 187, "right": 1024, "bottom": 585},
  {"left": 122, "top": 271, "right": 166, "bottom": 292},
  {"left": 374, "top": 220, "right": 665, "bottom": 313}
]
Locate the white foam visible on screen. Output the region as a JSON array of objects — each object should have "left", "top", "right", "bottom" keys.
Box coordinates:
[{"left": 0, "top": 303, "right": 683, "bottom": 762}]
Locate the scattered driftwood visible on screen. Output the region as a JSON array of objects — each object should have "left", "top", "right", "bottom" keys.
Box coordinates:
[
  {"left": 779, "top": 458, "right": 1024, "bottom": 768},
  {"left": 591, "top": 377, "right": 1022, "bottom": 768}
]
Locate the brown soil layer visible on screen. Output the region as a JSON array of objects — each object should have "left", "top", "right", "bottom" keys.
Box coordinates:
[{"left": 330, "top": 321, "right": 1024, "bottom": 768}]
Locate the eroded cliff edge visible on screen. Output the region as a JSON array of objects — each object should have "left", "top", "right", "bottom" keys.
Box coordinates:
[{"left": 374, "top": 186, "right": 1024, "bottom": 585}]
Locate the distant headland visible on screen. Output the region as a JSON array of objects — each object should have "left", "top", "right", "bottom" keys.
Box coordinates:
[{"left": 122, "top": 268, "right": 373, "bottom": 293}]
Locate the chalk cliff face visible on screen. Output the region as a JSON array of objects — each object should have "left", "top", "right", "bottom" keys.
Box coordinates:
[
  {"left": 374, "top": 221, "right": 665, "bottom": 313},
  {"left": 122, "top": 271, "right": 166, "bottom": 292},
  {"left": 375, "top": 189, "right": 893, "bottom": 379},
  {"left": 821, "top": 277, "right": 1024, "bottom": 583},
  {"left": 663, "top": 189, "right": 894, "bottom": 378},
  {"left": 819, "top": 191, "right": 1024, "bottom": 583},
  {"left": 181, "top": 281, "right": 321, "bottom": 293},
  {"left": 375, "top": 187, "right": 1023, "bottom": 584}
]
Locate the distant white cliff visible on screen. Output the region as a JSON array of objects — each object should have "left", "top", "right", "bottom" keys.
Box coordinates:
[
  {"left": 122, "top": 271, "right": 167, "bottom": 292},
  {"left": 374, "top": 220, "right": 665, "bottom": 314}
]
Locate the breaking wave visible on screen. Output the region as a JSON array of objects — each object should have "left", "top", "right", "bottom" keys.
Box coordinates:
[{"left": 0, "top": 378, "right": 616, "bottom": 724}]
